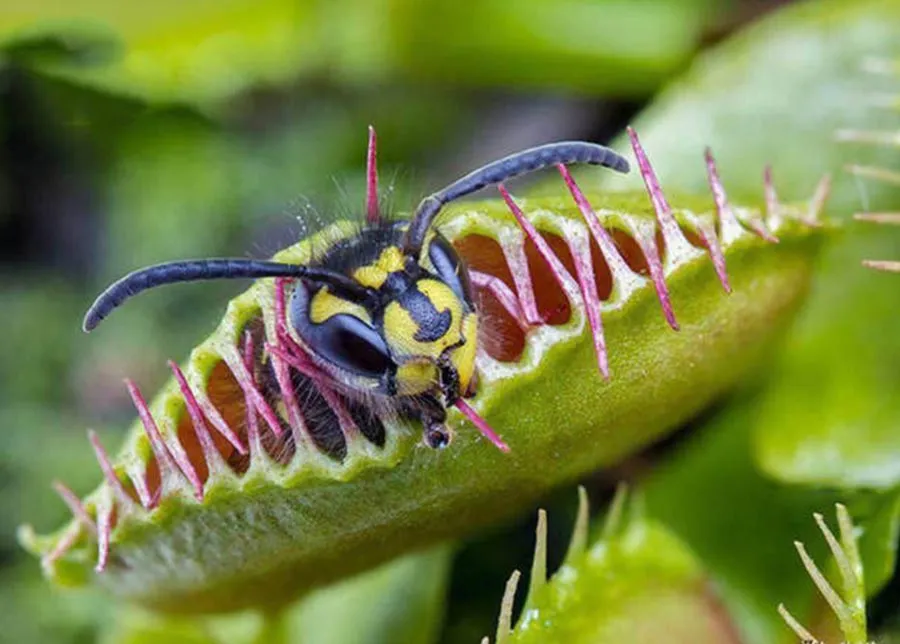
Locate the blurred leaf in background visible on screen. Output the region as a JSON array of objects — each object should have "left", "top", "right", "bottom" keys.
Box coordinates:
[
  {"left": 592, "top": 0, "right": 900, "bottom": 490},
  {"left": 99, "top": 547, "right": 451, "bottom": 644},
  {"left": 0, "top": 0, "right": 719, "bottom": 107}
]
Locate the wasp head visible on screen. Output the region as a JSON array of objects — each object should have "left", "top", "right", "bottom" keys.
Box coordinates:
[{"left": 289, "top": 230, "right": 477, "bottom": 410}]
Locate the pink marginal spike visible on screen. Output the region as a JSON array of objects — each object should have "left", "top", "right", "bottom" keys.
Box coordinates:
[
  {"left": 631, "top": 222, "right": 680, "bottom": 331},
  {"left": 191, "top": 388, "right": 247, "bottom": 456},
  {"left": 764, "top": 165, "right": 782, "bottom": 229},
  {"left": 501, "top": 241, "right": 542, "bottom": 325},
  {"left": 556, "top": 163, "right": 635, "bottom": 278},
  {"left": 456, "top": 399, "right": 509, "bottom": 452},
  {"left": 126, "top": 379, "right": 204, "bottom": 501},
  {"left": 746, "top": 218, "right": 779, "bottom": 244},
  {"left": 704, "top": 148, "right": 747, "bottom": 245},
  {"left": 265, "top": 342, "right": 357, "bottom": 440},
  {"left": 498, "top": 184, "right": 571, "bottom": 293},
  {"left": 53, "top": 481, "right": 97, "bottom": 535},
  {"left": 322, "top": 389, "right": 359, "bottom": 441},
  {"left": 469, "top": 270, "right": 529, "bottom": 331},
  {"left": 270, "top": 351, "right": 306, "bottom": 440},
  {"left": 267, "top": 342, "right": 325, "bottom": 384},
  {"left": 88, "top": 430, "right": 137, "bottom": 507},
  {"left": 366, "top": 125, "right": 380, "bottom": 224},
  {"left": 243, "top": 333, "right": 264, "bottom": 455},
  {"left": 499, "top": 181, "right": 605, "bottom": 377},
  {"left": 95, "top": 497, "right": 112, "bottom": 572},
  {"left": 225, "top": 346, "right": 284, "bottom": 439},
  {"left": 807, "top": 173, "right": 832, "bottom": 224},
  {"left": 557, "top": 162, "right": 678, "bottom": 331},
  {"left": 275, "top": 277, "right": 291, "bottom": 340},
  {"left": 43, "top": 524, "right": 80, "bottom": 569},
  {"left": 275, "top": 277, "right": 313, "bottom": 361},
  {"left": 271, "top": 279, "right": 310, "bottom": 440},
  {"left": 169, "top": 360, "right": 225, "bottom": 473},
  {"left": 627, "top": 127, "right": 697, "bottom": 263},
  {"left": 706, "top": 153, "right": 772, "bottom": 244},
  {"left": 128, "top": 467, "right": 154, "bottom": 509},
  {"left": 692, "top": 219, "right": 732, "bottom": 293},
  {"left": 268, "top": 355, "right": 307, "bottom": 446},
  {"left": 561, "top": 229, "right": 609, "bottom": 379},
  {"left": 274, "top": 281, "right": 347, "bottom": 425},
  {"left": 704, "top": 154, "right": 775, "bottom": 244}
]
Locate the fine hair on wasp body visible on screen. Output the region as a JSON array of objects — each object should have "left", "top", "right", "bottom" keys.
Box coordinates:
[{"left": 82, "top": 127, "right": 630, "bottom": 452}]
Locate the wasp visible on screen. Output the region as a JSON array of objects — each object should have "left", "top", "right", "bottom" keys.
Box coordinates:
[{"left": 83, "top": 129, "right": 629, "bottom": 451}]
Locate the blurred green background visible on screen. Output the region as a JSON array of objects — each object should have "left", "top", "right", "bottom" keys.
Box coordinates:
[{"left": 2, "top": 0, "right": 898, "bottom": 642}]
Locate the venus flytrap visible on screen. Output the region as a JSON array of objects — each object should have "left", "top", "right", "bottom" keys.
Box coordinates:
[
  {"left": 779, "top": 505, "right": 871, "bottom": 644},
  {"left": 487, "top": 485, "right": 741, "bottom": 644},
  {"left": 20, "top": 132, "right": 829, "bottom": 614}
]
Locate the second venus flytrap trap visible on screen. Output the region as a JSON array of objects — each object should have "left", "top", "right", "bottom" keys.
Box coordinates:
[{"left": 20, "top": 126, "right": 831, "bottom": 614}]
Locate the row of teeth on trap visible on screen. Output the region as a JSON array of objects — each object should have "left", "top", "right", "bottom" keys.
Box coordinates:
[
  {"left": 838, "top": 56, "right": 900, "bottom": 272},
  {"left": 44, "top": 128, "right": 828, "bottom": 574}
]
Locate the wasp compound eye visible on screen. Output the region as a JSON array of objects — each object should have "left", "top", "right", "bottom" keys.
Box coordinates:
[
  {"left": 316, "top": 314, "right": 392, "bottom": 378},
  {"left": 289, "top": 281, "right": 393, "bottom": 380}
]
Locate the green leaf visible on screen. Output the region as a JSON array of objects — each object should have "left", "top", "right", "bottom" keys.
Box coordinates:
[
  {"left": 0, "top": 0, "right": 317, "bottom": 107},
  {"left": 292, "top": 545, "right": 450, "bottom": 644},
  {"left": 498, "top": 490, "right": 741, "bottom": 644},
  {"left": 22, "top": 164, "right": 829, "bottom": 613},
  {"left": 643, "top": 393, "right": 840, "bottom": 644},
  {"left": 1, "top": 0, "right": 715, "bottom": 107},
  {"left": 388, "top": 0, "right": 715, "bottom": 95},
  {"left": 589, "top": 0, "right": 900, "bottom": 489},
  {"left": 101, "top": 546, "right": 451, "bottom": 644},
  {"left": 857, "top": 487, "right": 900, "bottom": 596}
]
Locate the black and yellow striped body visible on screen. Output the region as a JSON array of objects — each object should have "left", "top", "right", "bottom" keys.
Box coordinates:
[{"left": 289, "top": 222, "right": 477, "bottom": 433}]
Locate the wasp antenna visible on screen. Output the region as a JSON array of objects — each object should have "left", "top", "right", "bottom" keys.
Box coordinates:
[
  {"left": 83, "top": 259, "right": 374, "bottom": 332},
  {"left": 403, "top": 141, "right": 630, "bottom": 255},
  {"left": 366, "top": 125, "right": 380, "bottom": 224}
]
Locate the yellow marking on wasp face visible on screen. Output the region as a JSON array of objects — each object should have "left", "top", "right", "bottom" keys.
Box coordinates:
[
  {"left": 353, "top": 246, "right": 407, "bottom": 289},
  {"left": 383, "top": 279, "right": 463, "bottom": 359},
  {"left": 378, "top": 246, "right": 405, "bottom": 272},
  {"left": 449, "top": 312, "right": 478, "bottom": 392},
  {"left": 417, "top": 279, "right": 462, "bottom": 325},
  {"left": 353, "top": 265, "right": 386, "bottom": 289},
  {"left": 395, "top": 360, "right": 438, "bottom": 396},
  {"left": 383, "top": 302, "right": 423, "bottom": 357},
  {"left": 309, "top": 288, "right": 371, "bottom": 325}
]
